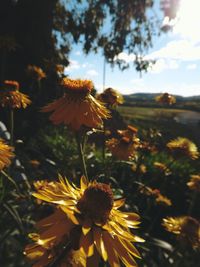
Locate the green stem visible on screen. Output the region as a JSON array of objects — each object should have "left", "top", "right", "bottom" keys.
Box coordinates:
[
  {"left": 188, "top": 191, "right": 197, "bottom": 215},
  {"left": 164, "top": 246, "right": 180, "bottom": 267},
  {"left": 10, "top": 108, "right": 14, "bottom": 146},
  {"left": 102, "top": 122, "right": 106, "bottom": 163},
  {"left": 75, "top": 132, "right": 88, "bottom": 180},
  {"left": 160, "top": 159, "right": 175, "bottom": 191},
  {"left": 1, "top": 170, "right": 21, "bottom": 194}
]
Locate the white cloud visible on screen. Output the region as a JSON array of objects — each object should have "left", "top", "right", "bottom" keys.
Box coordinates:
[
  {"left": 148, "top": 59, "right": 179, "bottom": 74},
  {"left": 86, "top": 69, "right": 99, "bottom": 76},
  {"left": 146, "top": 40, "right": 200, "bottom": 61},
  {"left": 115, "top": 52, "right": 136, "bottom": 63},
  {"left": 186, "top": 64, "right": 197, "bottom": 70},
  {"left": 166, "top": 83, "right": 200, "bottom": 97},
  {"left": 82, "top": 62, "right": 94, "bottom": 68},
  {"left": 127, "top": 78, "right": 151, "bottom": 94},
  {"left": 130, "top": 78, "right": 145, "bottom": 87},
  {"left": 173, "top": 0, "right": 200, "bottom": 42},
  {"left": 64, "top": 60, "right": 80, "bottom": 72},
  {"left": 75, "top": 51, "right": 81, "bottom": 56}
]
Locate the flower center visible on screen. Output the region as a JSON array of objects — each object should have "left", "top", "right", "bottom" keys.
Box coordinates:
[
  {"left": 181, "top": 217, "right": 199, "bottom": 237},
  {"left": 3, "top": 80, "right": 19, "bottom": 92},
  {"left": 61, "top": 78, "right": 94, "bottom": 97},
  {"left": 77, "top": 183, "right": 114, "bottom": 224}
]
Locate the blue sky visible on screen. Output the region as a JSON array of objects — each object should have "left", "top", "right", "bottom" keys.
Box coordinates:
[{"left": 65, "top": 0, "right": 200, "bottom": 96}]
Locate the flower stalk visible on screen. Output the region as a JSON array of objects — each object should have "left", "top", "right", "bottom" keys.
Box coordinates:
[
  {"left": 10, "top": 108, "right": 14, "bottom": 146},
  {"left": 75, "top": 132, "right": 88, "bottom": 180}
]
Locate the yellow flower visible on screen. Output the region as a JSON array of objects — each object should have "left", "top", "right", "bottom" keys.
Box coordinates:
[
  {"left": 166, "top": 137, "right": 199, "bottom": 160},
  {"left": 139, "top": 141, "right": 157, "bottom": 154},
  {"left": 117, "top": 125, "right": 138, "bottom": 141},
  {"left": 153, "top": 162, "right": 171, "bottom": 175},
  {"left": 2, "top": 80, "right": 19, "bottom": 91},
  {"left": 155, "top": 93, "right": 176, "bottom": 105},
  {"left": 106, "top": 136, "right": 139, "bottom": 161},
  {"left": 0, "top": 139, "right": 14, "bottom": 170},
  {"left": 187, "top": 174, "right": 200, "bottom": 192},
  {"left": 42, "top": 78, "right": 110, "bottom": 131},
  {"left": 154, "top": 193, "right": 172, "bottom": 206},
  {"left": 27, "top": 65, "right": 46, "bottom": 81},
  {"left": 0, "top": 80, "right": 31, "bottom": 109},
  {"left": 162, "top": 216, "right": 200, "bottom": 249},
  {"left": 33, "top": 180, "right": 49, "bottom": 191},
  {"left": 25, "top": 176, "right": 144, "bottom": 267},
  {"left": 139, "top": 186, "right": 172, "bottom": 206},
  {"left": 97, "top": 87, "right": 124, "bottom": 107}
]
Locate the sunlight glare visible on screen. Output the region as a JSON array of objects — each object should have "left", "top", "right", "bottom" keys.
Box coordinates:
[{"left": 174, "top": 0, "right": 200, "bottom": 41}]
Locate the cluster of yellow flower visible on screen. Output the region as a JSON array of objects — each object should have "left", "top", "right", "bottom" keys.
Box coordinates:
[
  {"left": 155, "top": 92, "right": 176, "bottom": 105},
  {"left": 0, "top": 80, "right": 31, "bottom": 109},
  {"left": 139, "top": 185, "right": 172, "bottom": 207},
  {"left": 0, "top": 138, "right": 14, "bottom": 170},
  {"left": 106, "top": 125, "right": 140, "bottom": 161},
  {"left": 0, "top": 75, "right": 199, "bottom": 266},
  {"left": 163, "top": 216, "right": 200, "bottom": 249}
]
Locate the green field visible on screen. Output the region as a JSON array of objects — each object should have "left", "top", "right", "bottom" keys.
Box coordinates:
[{"left": 117, "top": 106, "right": 200, "bottom": 145}]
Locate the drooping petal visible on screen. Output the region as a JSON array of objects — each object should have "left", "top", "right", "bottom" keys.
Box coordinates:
[{"left": 79, "top": 231, "right": 94, "bottom": 257}]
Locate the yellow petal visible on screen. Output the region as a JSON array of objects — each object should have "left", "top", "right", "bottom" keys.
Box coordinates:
[
  {"left": 79, "top": 231, "right": 94, "bottom": 257},
  {"left": 82, "top": 219, "right": 92, "bottom": 235},
  {"left": 102, "top": 231, "right": 120, "bottom": 267},
  {"left": 111, "top": 236, "right": 137, "bottom": 267},
  {"left": 93, "top": 227, "right": 108, "bottom": 261},
  {"left": 80, "top": 175, "right": 88, "bottom": 191},
  {"left": 118, "top": 238, "right": 141, "bottom": 259},
  {"left": 113, "top": 198, "right": 125, "bottom": 209}
]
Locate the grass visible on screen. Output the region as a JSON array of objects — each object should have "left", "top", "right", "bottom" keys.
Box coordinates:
[{"left": 117, "top": 106, "right": 189, "bottom": 121}]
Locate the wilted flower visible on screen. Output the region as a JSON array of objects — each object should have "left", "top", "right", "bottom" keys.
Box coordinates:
[
  {"left": 167, "top": 137, "right": 199, "bottom": 160},
  {"left": 162, "top": 216, "right": 200, "bottom": 249},
  {"left": 155, "top": 93, "right": 176, "bottom": 105},
  {"left": 97, "top": 87, "right": 124, "bottom": 107},
  {"left": 0, "top": 139, "right": 14, "bottom": 170},
  {"left": 25, "top": 176, "right": 144, "bottom": 266},
  {"left": 42, "top": 78, "right": 110, "bottom": 131},
  {"left": 0, "top": 80, "right": 31, "bottom": 109},
  {"left": 106, "top": 136, "right": 139, "bottom": 161},
  {"left": 187, "top": 174, "right": 200, "bottom": 192},
  {"left": 27, "top": 65, "right": 46, "bottom": 81}
]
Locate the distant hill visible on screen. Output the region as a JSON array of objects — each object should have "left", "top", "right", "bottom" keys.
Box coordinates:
[{"left": 123, "top": 93, "right": 200, "bottom": 111}]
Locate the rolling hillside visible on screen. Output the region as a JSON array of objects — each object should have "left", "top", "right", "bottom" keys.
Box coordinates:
[{"left": 123, "top": 93, "right": 200, "bottom": 111}]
